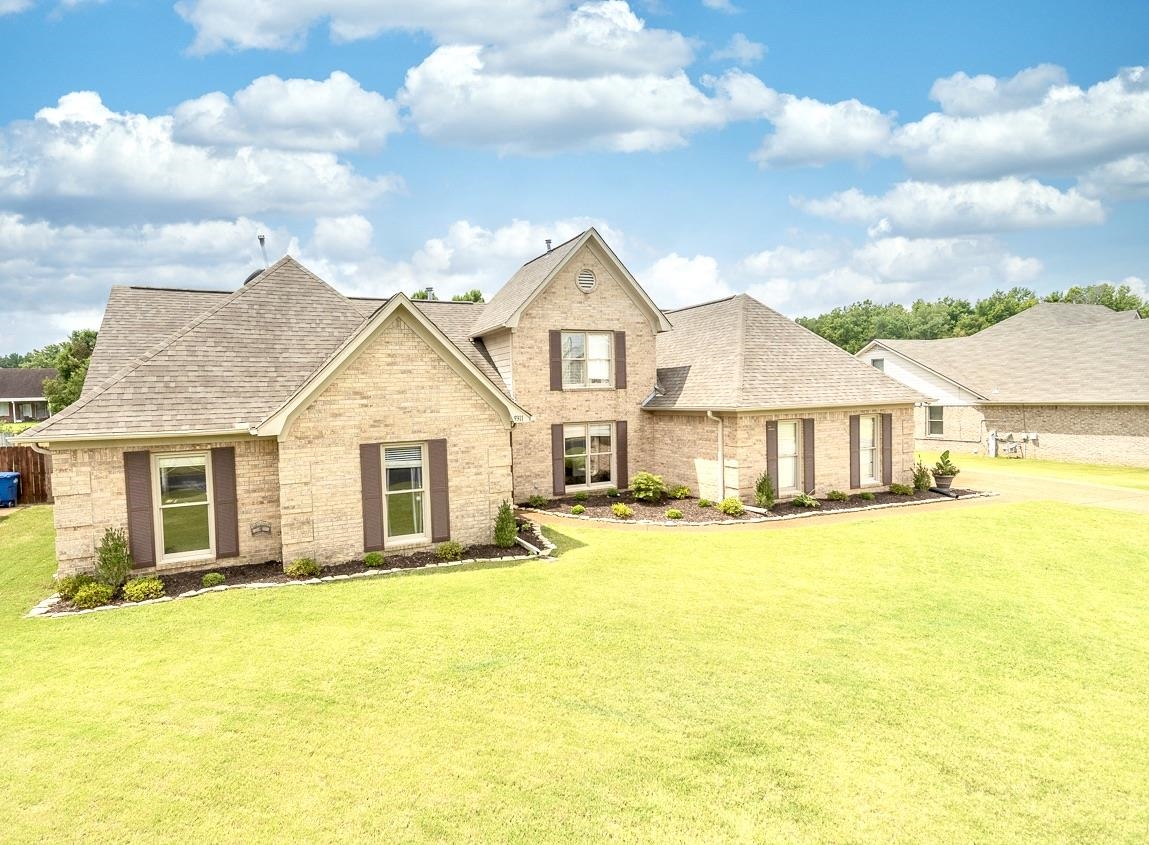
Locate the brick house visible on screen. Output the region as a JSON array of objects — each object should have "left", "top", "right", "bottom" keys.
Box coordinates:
[
  {"left": 0, "top": 368, "right": 56, "bottom": 423},
  {"left": 856, "top": 303, "right": 1149, "bottom": 466},
  {"left": 21, "top": 229, "right": 921, "bottom": 576}
]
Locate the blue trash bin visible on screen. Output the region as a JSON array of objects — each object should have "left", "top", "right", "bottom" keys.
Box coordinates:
[{"left": 0, "top": 472, "right": 19, "bottom": 508}]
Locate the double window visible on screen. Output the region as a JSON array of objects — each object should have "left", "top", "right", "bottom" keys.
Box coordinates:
[
  {"left": 383, "top": 444, "right": 428, "bottom": 543},
  {"left": 859, "top": 415, "right": 879, "bottom": 484},
  {"left": 777, "top": 421, "right": 802, "bottom": 492},
  {"left": 564, "top": 422, "right": 613, "bottom": 488},
  {"left": 561, "top": 331, "right": 613, "bottom": 389},
  {"left": 155, "top": 454, "right": 213, "bottom": 561},
  {"left": 927, "top": 405, "right": 944, "bottom": 436}
]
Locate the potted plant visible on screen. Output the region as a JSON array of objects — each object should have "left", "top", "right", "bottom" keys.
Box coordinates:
[{"left": 931, "top": 450, "right": 960, "bottom": 489}]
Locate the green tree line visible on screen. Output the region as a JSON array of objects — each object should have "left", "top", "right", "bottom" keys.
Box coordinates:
[
  {"left": 1, "top": 329, "right": 98, "bottom": 413},
  {"left": 797, "top": 283, "right": 1149, "bottom": 353}
]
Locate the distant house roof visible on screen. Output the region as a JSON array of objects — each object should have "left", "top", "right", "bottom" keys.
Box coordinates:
[
  {"left": 863, "top": 302, "right": 1149, "bottom": 404},
  {"left": 0, "top": 368, "right": 56, "bottom": 400},
  {"left": 646, "top": 294, "right": 922, "bottom": 411}
]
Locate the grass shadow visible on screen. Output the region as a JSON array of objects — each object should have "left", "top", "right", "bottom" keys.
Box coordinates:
[{"left": 538, "top": 524, "right": 586, "bottom": 557}]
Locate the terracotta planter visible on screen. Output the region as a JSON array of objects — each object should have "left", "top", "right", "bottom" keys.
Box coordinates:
[{"left": 933, "top": 474, "right": 955, "bottom": 490}]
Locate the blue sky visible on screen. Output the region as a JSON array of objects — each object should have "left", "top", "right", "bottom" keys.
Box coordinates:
[{"left": 2, "top": 0, "right": 1147, "bottom": 353}]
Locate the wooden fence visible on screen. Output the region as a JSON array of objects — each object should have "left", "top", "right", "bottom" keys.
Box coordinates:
[{"left": 0, "top": 446, "right": 52, "bottom": 504}]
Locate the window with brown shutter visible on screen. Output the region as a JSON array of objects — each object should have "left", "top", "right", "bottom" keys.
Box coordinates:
[
  {"left": 211, "top": 447, "right": 239, "bottom": 558},
  {"left": 802, "top": 418, "right": 816, "bottom": 491},
  {"left": 123, "top": 451, "right": 155, "bottom": 569},
  {"left": 849, "top": 415, "right": 861, "bottom": 489},
  {"left": 360, "top": 443, "right": 384, "bottom": 552},
  {"left": 549, "top": 330, "right": 563, "bottom": 391},
  {"left": 614, "top": 331, "right": 627, "bottom": 389},
  {"left": 615, "top": 420, "right": 628, "bottom": 488},
  {"left": 551, "top": 423, "right": 566, "bottom": 495},
  {"left": 428, "top": 439, "right": 450, "bottom": 543},
  {"left": 765, "top": 420, "right": 779, "bottom": 491},
  {"left": 881, "top": 413, "right": 894, "bottom": 484}
]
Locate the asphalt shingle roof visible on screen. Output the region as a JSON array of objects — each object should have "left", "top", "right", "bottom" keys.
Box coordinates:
[
  {"left": 647, "top": 294, "right": 922, "bottom": 410},
  {"left": 874, "top": 303, "right": 1149, "bottom": 403},
  {"left": 470, "top": 232, "right": 583, "bottom": 336},
  {"left": 0, "top": 368, "right": 56, "bottom": 399}
]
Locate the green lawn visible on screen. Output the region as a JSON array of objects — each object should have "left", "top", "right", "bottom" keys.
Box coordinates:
[
  {"left": 2, "top": 501, "right": 1148, "bottom": 843},
  {"left": 918, "top": 450, "right": 1149, "bottom": 492}
]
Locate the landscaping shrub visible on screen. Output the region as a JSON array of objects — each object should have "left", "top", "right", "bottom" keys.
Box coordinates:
[
  {"left": 698, "top": 498, "right": 714, "bottom": 508},
  {"left": 526, "top": 494, "right": 549, "bottom": 508},
  {"left": 95, "top": 527, "right": 132, "bottom": 590},
  {"left": 889, "top": 483, "right": 914, "bottom": 495},
  {"left": 858, "top": 491, "right": 876, "bottom": 501},
  {"left": 571, "top": 504, "right": 586, "bottom": 515},
  {"left": 611, "top": 502, "right": 635, "bottom": 519},
  {"left": 665, "top": 508, "right": 684, "bottom": 520},
  {"left": 363, "top": 552, "right": 385, "bottom": 568},
  {"left": 717, "top": 497, "right": 745, "bottom": 517},
  {"left": 668, "top": 485, "right": 690, "bottom": 500},
  {"left": 55, "top": 573, "right": 96, "bottom": 601},
  {"left": 826, "top": 489, "right": 848, "bottom": 501},
  {"left": 792, "top": 492, "right": 820, "bottom": 508},
  {"left": 932, "top": 450, "right": 961, "bottom": 479},
  {"left": 285, "top": 558, "right": 321, "bottom": 578},
  {"left": 71, "top": 582, "right": 115, "bottom": 609},
  {"left": 573, "top": 490, "right": 589, "bottom": 502},
  {"left": 754, "top": 471, "right": 776, "bottom": 510},
  {"left": 912, "top": 459, "right": 932, "bottom": 491},
  {"left": 201, "top": 572, "right": 226, "bottom": 588},
  {"left": 494, "top": 500, "right": 517, "bottom": 548},
  {"left": 631, "top": 471, "right": 667, "bottom": 502},
  {"left": 123, "top": 576, "right": 165, "bottom": 602},
  {"left": 437, "top": 540, "right": 465, "bottom": 561},
  {"left": 605, "top": 487, "right": 620, "bottom": 498}
]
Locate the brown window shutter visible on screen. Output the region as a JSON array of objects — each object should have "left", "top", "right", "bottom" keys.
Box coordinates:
[
  {"left": 551, "top": 424, "right": 566, "bottom": 496},
  {"left": 881, "top": 413, "right": 894, "bottom": 485},
  {"left": 360, "top": 443, "right": 384, "bottom": 552},
  {"left": 123, "top": 451, "right": 155, "bottom": 569},
  {"left": 211, "top": 447, "right": 239, "bottom": 559},
  {"left": 849, "top": 415, "right": 861, "bottom": 489},
  {"left": 765, "top": 420, "right": 779, "bottom": 490},
  {"left": 802, "top": 418, "right": 816, "bottom": 492},
  {"left": 549, "top": 330, "right": 563, "bottom": 391},
  {"left": 615, "top": 420, "right": 628, "bottom": 489},
  {"left": 428, "top": 439, "right": 451, "bottom": 542},
  {"left": 614, "top": 331, "right": 627, "bottom": 389}
]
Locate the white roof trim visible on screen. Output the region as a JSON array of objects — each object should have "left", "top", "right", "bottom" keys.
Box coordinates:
[{"left": 857, "top": 340, "right": 988, "bottom": 401}]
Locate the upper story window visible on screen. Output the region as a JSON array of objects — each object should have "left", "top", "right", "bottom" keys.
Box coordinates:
[
  {"left": 562, "top": 331, "right": 613, "bottom": 388},
  {"left": 871, "top": 358, "right": 885, "bottom": 371}
]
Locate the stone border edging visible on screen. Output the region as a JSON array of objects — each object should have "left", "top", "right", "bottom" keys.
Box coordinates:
[{"left": 519, "top": 491, "right": 999, "bottom": 527}]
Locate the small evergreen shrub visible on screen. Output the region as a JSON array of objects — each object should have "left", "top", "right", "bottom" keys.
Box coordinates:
[
  {"left": 665, "top": 508, "right": 684, "bottom": 520},
  {"left": 792, "top": 492, "right": 821, "bottom": 508},
  {"left": 912, "top": 459, "right": 932, "bottom": 491},
  {"left": 573, "top": 490, "right": 589, "bottom": 502},
  {"left": 363, "top": 552, "right": 385, "bottom": 568},
  {"left": 55, "top": 573, "right": 97, "bottom": 601},
  {"left": 437, "top": 540, "right": 465, "bottom": 561},
  {"left": 611, "top": 502, "right": 635, "bottom": 519},
  {"left": 717, "top": 497, "right": 745, "bottom": 517},
  {"left": 668, "top": 485, "right": 690, "bottom": 500},
  {"left": 697, "top": 498, "right": 714, "bottom": 508},
  {"left": 72, "top": 582, "right": 115, "bottom": 609},
  {"left": 494, "top": 500, "right": 517, "bottom": 548},
  {"left": 95, "top": 526, "right": 132, "bottom": 589},
  {"left": 858, "top": 491, "right": 876, "bottom": 501},
  {"left": 631, "top": 471, "right": 667, "bottom": 502},
  {"left": 889, "top": 483, "right": 914, "bottom": 495},
  {"left": 826, "top": 489, "right": 848, "bottom": 502},
  {"left": 201, "top": 572, "right": 226, "bottom": 587},
  {"left": 571, "top": 504, "right": 586, "bottom": 515},
  {"left": 605, "top": 487, "right": 620, "bottom": 498},
  {"left": 754, "top": 471, "right": 776, "bottom": 510},
  {"left": 526, "top": 494, "right": 549, "bottom": 508},
  {"left": 123, "top": 576, "right": 165, "bottom": 602},
  {"left": 285, "top": 558, "right": 321, "bottom": 578}
]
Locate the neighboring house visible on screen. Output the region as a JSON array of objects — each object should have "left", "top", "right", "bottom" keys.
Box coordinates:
[
  {"left": 856, "top": 303, "right": 1149, "bottom": 466},
  {"left": 22, "top": 229, "right": 921, "bottom": 576},
  {"left": 0, "top": 368, "right": 56, "bottom": 423}
]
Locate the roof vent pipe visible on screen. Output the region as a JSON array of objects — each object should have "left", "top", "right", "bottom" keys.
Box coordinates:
[
  {"left": 545, "top": 239, "right": 552, "bottom": 252},
  {"left": 257, "top": 233, "right": 269, "bottom": 268},
  {"left": 424, "top": 286, "right": 435, "bottom": 300}
]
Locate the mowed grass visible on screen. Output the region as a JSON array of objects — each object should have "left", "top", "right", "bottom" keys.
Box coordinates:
[
  {"left": 2, "top": 502, "right": 1148, "bottom": 843},
  {"left": 918, "top": 450, "right": 1149, "bottom": 492}
]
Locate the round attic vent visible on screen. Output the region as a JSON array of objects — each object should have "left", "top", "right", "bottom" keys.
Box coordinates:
[{"left": 576, "top": 268, "right": 597, "bottom": 293}]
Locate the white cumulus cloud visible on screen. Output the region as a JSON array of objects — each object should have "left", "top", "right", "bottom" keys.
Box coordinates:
[
  {"left": 712, "top": 33, "right": 765, "bottom": 65},
  {"left": 642, "top": 253, "right": 731, "bottom": 308},
  {"left": 753, "top": 95, "right": 895, "bottom": 167},
  {"left": 929, "top": 63, "right": 1069, "bottom": 116}
]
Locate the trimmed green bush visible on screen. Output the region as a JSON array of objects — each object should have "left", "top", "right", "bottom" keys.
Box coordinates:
[
  {"left": 573, "top": 490, "right": 589, "bottom": 502},
  {"left": 912, "top": 459, "right": 932, "bottom": 491},
  {"left": 285, "top": 558, "right": 321, "bottom": 578},
  {"left": 71, "top": 582, "right": 115, "bottom": 609},
  {"left": 754, "top": 471, "right": 776, "bottom": 510},
  {"left": 858, "top": 491, "right": 876, "bottom": 501},
  {"left": 665, "top": 508, "right": 684, "bottom": 520},
  {"left": 889, "top": 483, "right": 914, "bottom": 495},
  {"left": 611, "top": 502, "right": 635, "bottom": 519},
  {"left": 55, "top": 573, "right": 97, "bottom": 601},
  {"left": 792, "top": 492, "right": 820, "bottom": 508},
  {"left": 571, "top": 504, "right": 586, "bottom": 515},
  {"left": 826, "top": 489, "right": 848, "bottom": 502},
  {"left": 605, "top": 487, "right": 620, "bottom": 498},
  {"left": 668, "top": 485, "right": 690, "bottom": 500},
  {"left": 494, "top": 500, "right": 517, "bottom": 548},
  {"left": 526, "top": 494, "right": 549, "bottom": 508},
  {"left": 698, "top": 498, "right": 714, "bottom": 508},
  {"left": 436, "top": 540, "right": 465, "bottom": 561},
  {"left": 201, "top": 572, "right": 226, "bottom": 588},
  {"left": 363, "top": 552, "right": 385, "bottom": 568},
  {"left": 631, "top": 471, "right": 667, "bottom": 502},
  {"left": 717, "top": 497, "right": 745, "bottom": 517},
  {"left": 123, "top": 576, "right": 165, "bottom": 602},
  {"left": 95, "top": 526, "right": 132, "bottom": 589}
]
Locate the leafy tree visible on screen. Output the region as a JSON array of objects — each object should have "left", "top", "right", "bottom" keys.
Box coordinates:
[
  {"left": 39, "top": 330, "right": 97, "bottom": 413},
  {"left": 410, "top": 289, "right": 430, "bottom": 300},
  {"left": 20, "top": 342, "right": 63, "bottom": 369},
  {"left": 1044, "top": 283, "right": 1148, "bottom": 316},
  {"left": 0, "top": 352, "right": 25, "bottom": 368},
  {"left": 451, "top": 289, "right": 484, "bottom": 303},
  {"left": 953, "top": 287, "right": 1037, "bottom": 335}
]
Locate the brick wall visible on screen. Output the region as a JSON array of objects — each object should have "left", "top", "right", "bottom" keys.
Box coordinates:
[
  {"left": 507, "top": 242, "right": 660, "bottom": 499},
  {"left": 914, "top": 404, "right": 987, "bottom": 455},
  {"left": 982, "top": 404, "right": 1149, "bottom": 466},
  {"left": 279, "top": 314, "right": 513, "bottom": 564},
  {"left": 50, "top": 437, "right": 281, "bottom": 576}
]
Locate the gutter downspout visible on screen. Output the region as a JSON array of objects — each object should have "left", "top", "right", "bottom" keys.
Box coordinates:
[{"left": 707, "top": 410, "right": 724, "bottom": 499}]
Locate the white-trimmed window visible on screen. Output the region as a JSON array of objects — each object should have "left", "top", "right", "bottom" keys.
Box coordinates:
[
  {"left": 155, "top": 454, "right": 213, "bottom": 562},
  {"left": 859, "top": 415, "right": 879, "bottom": 484},
  {"left": 383, "top": 444, "right": 429, "bottom": 544},
  {"left": 871, "top": 358, "right": 885, "bottom": 371},
  {"left": 561, "top": 331, "right": 613, "bottom": 388},
  {"left": 777, "top": 420, "right": 802, "bottom": 493},
  {"left": 564, "top": 422, "right": 613, "bottom": 488},
  {"left": 927, "top": 405, "right": 944, "bottom": 436}
]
